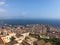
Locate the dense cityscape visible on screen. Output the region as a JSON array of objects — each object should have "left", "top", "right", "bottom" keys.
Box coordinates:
[
  {"left": 0, "top": 0, "right": 60, "bottom": 45},
  {"left": 0, "top": 24, "right": 60, "bottom": 45}
]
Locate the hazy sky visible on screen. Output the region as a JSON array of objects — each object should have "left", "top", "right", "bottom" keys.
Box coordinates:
[{"left": 0, "top": 0, "right": 60, "bottom": 19}]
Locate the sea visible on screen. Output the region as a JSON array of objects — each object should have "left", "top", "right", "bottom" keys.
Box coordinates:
[{"left": 0, "top": 19, "right": 60, "bottom": 27}]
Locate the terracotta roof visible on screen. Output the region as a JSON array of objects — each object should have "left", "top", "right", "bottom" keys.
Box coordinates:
[
  {"left": 0, "top": 37, "right": 4, "bottom": 44},
  {"left": 0, "top": 35, "right": 5, "bottom": 37},
  {"left": 19, "top": 43, "right": 23, "bottom": 45},
  {"left": 37, "top": 40, "right": 45, "bottom": 45},
  {"left": 45, "top": 42, "right": 52, "bottom": 45},
  {"left": 22, "top": 41, "right": 30, "bottom": 45}
]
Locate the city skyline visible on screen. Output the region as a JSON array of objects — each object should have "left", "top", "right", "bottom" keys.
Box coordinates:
[{"left": 0, "top": 0, "right": 60, "bottom": 19}]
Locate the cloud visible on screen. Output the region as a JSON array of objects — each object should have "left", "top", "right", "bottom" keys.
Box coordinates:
[
  {"left": 5, "top": 4, "right": 8, "bottom": 6},
  {"left": 0, "top": 8, "right": 6, "bottom": 12},
  {"left": 0, "top": 2, "right": 5, "bottom": 5},
  {"left": 22, "top": 12, "right": 27, "bottom": 15}
]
